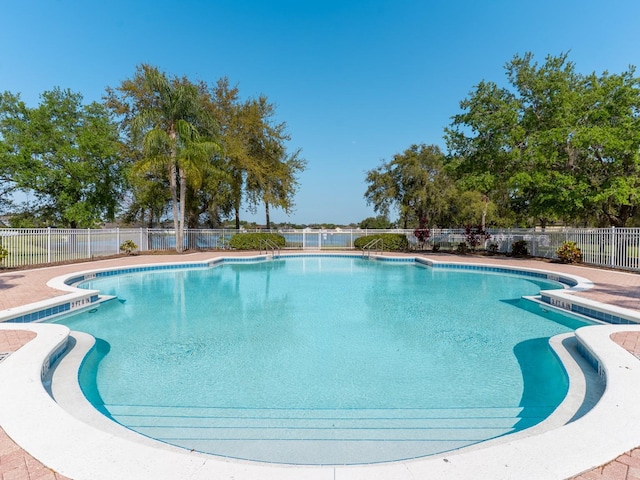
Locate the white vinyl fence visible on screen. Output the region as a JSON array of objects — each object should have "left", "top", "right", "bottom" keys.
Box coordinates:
[{"left": 0, "top": 227, "right": 638, "bottom": 272}]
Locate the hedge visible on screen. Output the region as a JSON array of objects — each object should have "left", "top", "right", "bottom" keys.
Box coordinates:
[
  {"left": 353, "top": 233, "right": 409, "bottom": 252},
  {"left": 228, "top": 232, "right": 286, "bottom": 250}
]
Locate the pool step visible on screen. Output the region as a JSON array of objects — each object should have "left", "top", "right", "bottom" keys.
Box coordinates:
[{"left": 104, "top": 404, "right": 552, "bottom": 464}]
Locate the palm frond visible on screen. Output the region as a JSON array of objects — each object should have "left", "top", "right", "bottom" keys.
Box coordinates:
[{"left": 143, "top": 128, "right": 172, "bottom": 156}]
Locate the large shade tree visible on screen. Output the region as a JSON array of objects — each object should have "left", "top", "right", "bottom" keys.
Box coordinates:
[
  {"left": 0, "top": 88, "right": 124, "bottom": 227},
  {"left": 446, "top": 52, "right": 640, "bottom": 227},
  {"left": 205, "top": 80, "right": 304, "bottom": 229},
  {"left": 364, "top": 144, "right": 454, "bottom": 228}
]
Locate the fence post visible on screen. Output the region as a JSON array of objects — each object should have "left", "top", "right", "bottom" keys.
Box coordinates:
[
  {"left": 531, "top": 229, "right": 536, "bottom": 257},
  {"left": 47, "top": 227, "right": 52, "bottom": 264},
  {"left": 610, "top": 226, "right": 616, "bottom": 268},
  {"left": 116, "top": 227, "right": 120, "bottom": 254},
  {"left": 87, "top": 228, "right": 91, "bottom": 259}
]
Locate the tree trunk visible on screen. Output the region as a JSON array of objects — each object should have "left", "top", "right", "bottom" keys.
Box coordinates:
[
  {"left": 265, "top": 201, "right": 271, "bottom": 229},
  {"left": 169, "top": 162, "right": 181, "bottom": 252},
  {"left": 235, "top": 206, "right": 241, "bottom": 230},
  {"left": 168, "top": 125, "right": 182, "bottom": 253},
  {"left": 178, "top": 166, "right": 187, "bottom": 252},
  {"left": 481, "top": 194, "right": 488, "bottom": 231}
]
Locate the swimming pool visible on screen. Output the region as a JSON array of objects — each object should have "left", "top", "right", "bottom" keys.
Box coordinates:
[{"left": 54, "top": 256, "right": 591, "bottom": 465}]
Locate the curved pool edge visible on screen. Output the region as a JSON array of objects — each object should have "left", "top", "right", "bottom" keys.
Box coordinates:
[
  {"left": 44, "top": 328, "right": 596, "bottom": 464},
  {"left": 2, "top": 253, "right": 640, "bottom": 479},
  {"left": 0, "top": 321, "right": 637, "bottom": 479}
]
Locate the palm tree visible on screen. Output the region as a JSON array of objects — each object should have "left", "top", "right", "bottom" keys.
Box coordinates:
[{"left": 128, "top": 65, "right": 219, "bottom": 252}]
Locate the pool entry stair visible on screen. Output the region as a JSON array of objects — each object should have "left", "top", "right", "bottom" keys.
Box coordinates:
[{"left": 103, "top": 404, "right": 552, "bottom": 464}]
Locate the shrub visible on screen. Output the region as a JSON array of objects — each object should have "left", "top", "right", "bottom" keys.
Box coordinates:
[
  {"left": 488, "top": 242, "right": 499, "bottom": 254},
  {"left": 456, "top": 242, "right": 469, "bottom": 254},
  {"left": 556, "top": 241, "right": 582, "bottom": 263},
  {"left": 511, "top": 240, "right": 529, "bottom": 257},
  {"left": 119, "top": 240, "right": 138, "bottom": 255},
  {"left": 354, "top": 233, "right": 409, "bottom": 252},
  {"left": 465, "top": 224, "right": 491, "bottom": 251},
  {"left": 228, "top": 232, "right": 286, "bottom": 250},
  {"left": 432, "top": 243, "right": 440, "bottom": 252},
  {"left": 0, "top": 245, "right": 8, "bottom": 264},
  {"left": 413, "top": 217, "right": 430, "bottom": 250}
]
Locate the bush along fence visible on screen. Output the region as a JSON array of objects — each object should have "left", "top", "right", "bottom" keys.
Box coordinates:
[{"left": 0, "top": 227, "right": 638, "bottom": 272}]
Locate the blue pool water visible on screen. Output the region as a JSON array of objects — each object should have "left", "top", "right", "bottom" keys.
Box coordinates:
[{"left": 55, "top": 256, "right": 590, "bottom": 464}]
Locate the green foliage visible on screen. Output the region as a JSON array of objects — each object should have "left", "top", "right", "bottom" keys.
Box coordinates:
[
  {"left": 205, "top": 79, "right": 305, "bottom": 229},
  {"left": 106, "top": 64, "right": 222, "bottom": 251},
  {"left": 0, "top": 88, "right": 125, "bottom": 227},
  {"left": 359, "top": 215, "right": 394, "bottom": 229},
  {"left": 228, "top": 232, "right": 286, "bottom": 250},
  {"left": 0, "top": 245, "right": 8, "bottom": 264},
  {"left": 456, "top": 242, "right": 469, "bottom": 254},
  {"left": 446, "top": 52, "right": 640, "bottom": 228},
  {"left": 119, "top": 240, "right": 138, "bottom": 255},
  {"left": 353, "top": 233, "right": 409, "bottom": 252},
  {"left": 556, "top": 241, "right": 582, "bottom": 263},
  {"left": 106, "top": 71, "right": 304, "bottom": 232},
  {"left": 511, "top": 240, "right": 529, "bottom": 257},
  {"left": 364, "top": 144, "right": 455, "bottom": 228}
]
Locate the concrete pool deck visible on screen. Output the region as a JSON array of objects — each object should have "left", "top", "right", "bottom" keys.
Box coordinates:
[{"left": 2, "top": 251, "right": 640, "bottom": 479}]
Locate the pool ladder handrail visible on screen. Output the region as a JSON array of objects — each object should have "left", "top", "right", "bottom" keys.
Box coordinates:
[
  {"left": 260, "top": 239, "right": 281, "bottom": 258},
  {"left": 362, "top": 238, "right": 383, "bottom": 258}
]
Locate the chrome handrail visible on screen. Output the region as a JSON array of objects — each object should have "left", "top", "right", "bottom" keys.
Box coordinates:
[
  {"left": 362, "top": 238, "right": 383, "bottom": 258},
  {"left": 260, "top": 239, "right": 281, "bottom": 258}
]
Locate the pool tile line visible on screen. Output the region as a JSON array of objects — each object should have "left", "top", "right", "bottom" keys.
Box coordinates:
[{"left": 540, "top": 291, "right": 640, "bottom": 327}]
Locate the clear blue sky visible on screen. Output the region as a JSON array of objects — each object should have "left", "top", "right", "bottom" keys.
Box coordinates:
[{"left": 2, "top": 0, "right": 639, "bottom": 225}]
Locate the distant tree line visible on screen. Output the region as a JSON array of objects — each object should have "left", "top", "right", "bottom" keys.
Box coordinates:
[
  {"left": 2, "top": 53, "right": 639, "bottom": 236},
  {"left": 0, "top": 65, "right": 305, "bottom": 251},
  {"left": 364, "top": 52, "right": 640, "bottom": 229}
]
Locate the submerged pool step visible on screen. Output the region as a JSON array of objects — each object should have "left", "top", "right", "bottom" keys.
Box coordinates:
[
  {"left": 105, "top": 404, "right": 552, "bottom": 419},
  {"left": 104, "top": 404, "right": 551, "bottom": 464}
]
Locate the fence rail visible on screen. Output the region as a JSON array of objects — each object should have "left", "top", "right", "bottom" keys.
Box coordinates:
[{"left": 0, "top": 227, "right": 638, "bottom": 272}]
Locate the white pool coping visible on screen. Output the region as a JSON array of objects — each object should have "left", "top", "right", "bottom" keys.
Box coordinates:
[
  {"left": 2, "top": 255, "right": 640, "bottom": 479},
  {"left": 2, "top": 322, "right": 639, "bottom": 479}
]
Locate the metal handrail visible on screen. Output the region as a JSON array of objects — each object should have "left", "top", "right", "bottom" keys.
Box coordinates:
[
  {"left": 362, "top": 238, "right": 383, "bottom": 258},
  {"left": 260, "top": 239, "right": 281, "bottom": 258}
]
